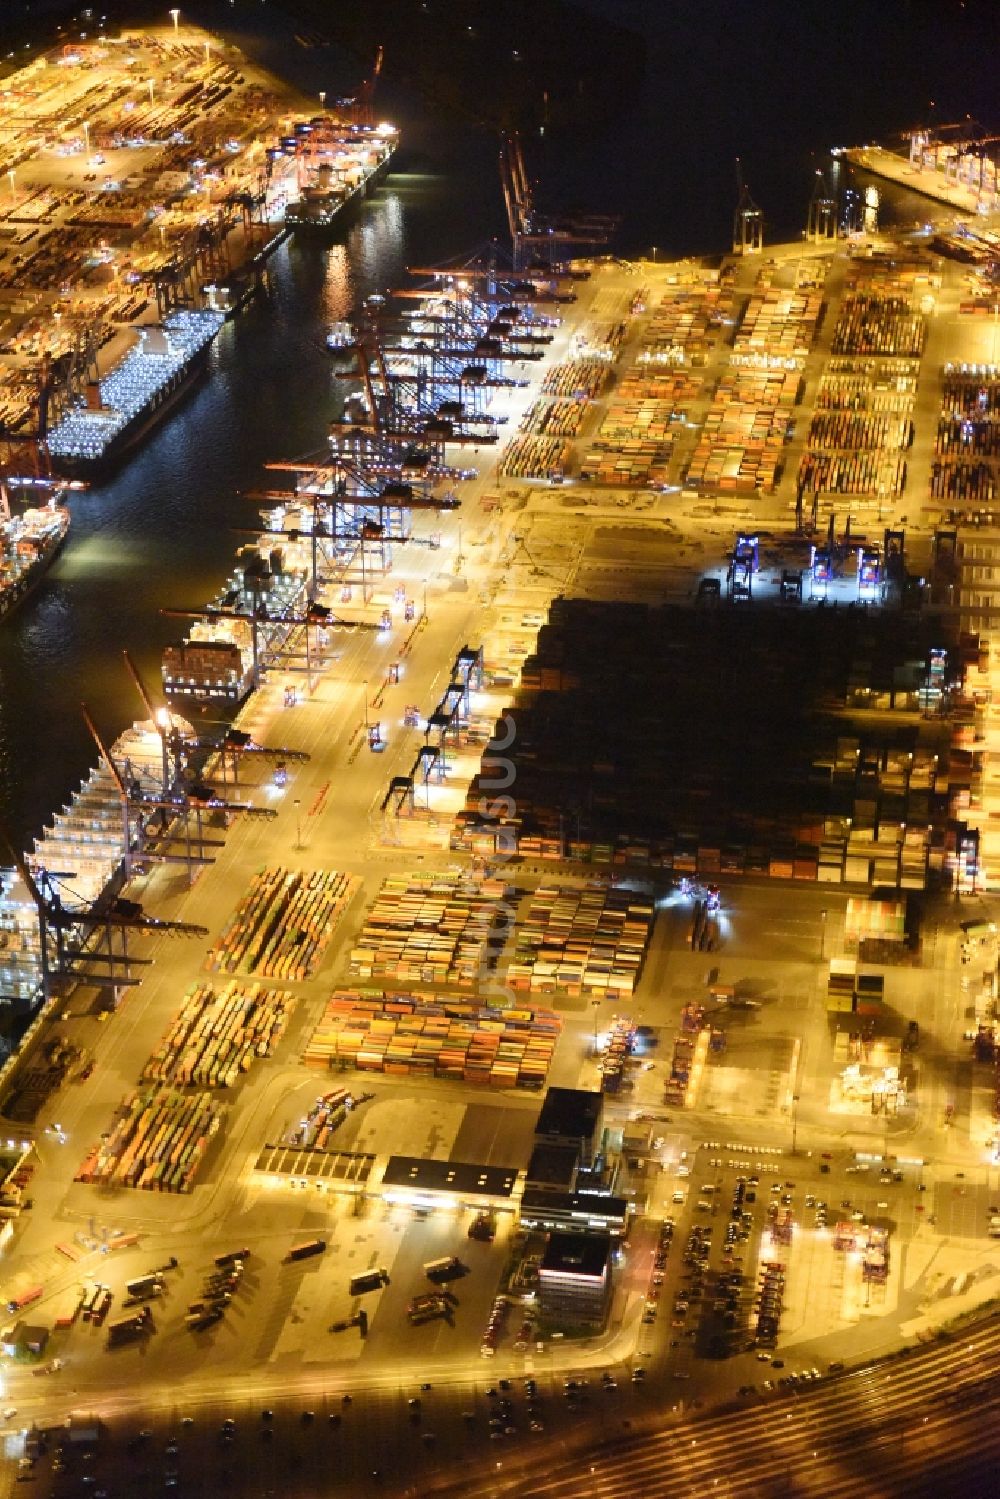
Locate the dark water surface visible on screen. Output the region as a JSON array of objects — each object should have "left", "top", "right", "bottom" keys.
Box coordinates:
[{"left": 0, "top": 0, "right": 995, "bottom": 845}]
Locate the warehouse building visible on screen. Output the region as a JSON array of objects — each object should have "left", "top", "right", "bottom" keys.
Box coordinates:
[{"left": 379, "top": 1155, "right": 520, "bottom": 1214}]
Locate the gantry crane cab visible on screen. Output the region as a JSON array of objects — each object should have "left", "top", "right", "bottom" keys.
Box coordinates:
[
  {"left": 811, "top": 545, "right": 833, "bottom": 595},
  {"left": 858, "top": 546, "right": 881, "bottom": 599},
  {"left": 400, "top": 448, "right": 432, "bottom": 477},
  {"left": 735, "top": 532, "right": 760, "bottom": 572},
  {"left": 727, "top": 532, "right": 759, "bottom": 603}
]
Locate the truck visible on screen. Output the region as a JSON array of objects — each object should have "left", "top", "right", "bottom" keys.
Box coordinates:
[
  {"left": 125, "top": 1274, "right": 164, "bottom": 1300},
  {"left": 106, "top": 1308, "right": 151, "bottom": 1347},
  {"left": 54, "top": 1289, "right": 86, "bottom": 1330},
  {"left": 186, "top": 1307, "right": 223, "bottom": 1331},
  {"left": 92, "top": 1288, "right": 113, "bottom": 1325},
  {"left": 287, "top": 1239, "right": 326, "bottom": 1262},
  {"left": 423, "top": 1256, "right": 461, "bottom": 1282},
  {"left": 123, "top": 1287, "right": 163, "bottom": 1308},
  {"left": 349, "top": 1268, "right": 388, "bottom": 1296},
  {"left": 81, "top": 1284, "right": 103, "bottom": 1321},
  {"left": 214, "top": 1248, "right": 250, "bottom": 1268},
  {"left": 6, "top": 1285, "right": 43, "bottom": 1314},
  {"left": 407, "top": 1292, "right": 448, "bottom": 1325}
]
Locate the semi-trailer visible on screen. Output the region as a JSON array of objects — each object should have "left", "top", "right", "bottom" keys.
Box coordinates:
[{"left": 287, "top": 1239, "right": 326, "bottom": 1262}]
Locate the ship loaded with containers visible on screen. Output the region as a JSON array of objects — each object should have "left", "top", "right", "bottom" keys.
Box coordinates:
[
  {"left": 0, "top": 492, "right": 70, "bottom": 621},
  {"left": 161, "top": 533, "right": 313, "bottom": 706},
  {"left": 46, "top": 311, "right": 225, "bottom": 479},
  {"left": 282, "top": 118, "right": 398, "bottom": 230}
]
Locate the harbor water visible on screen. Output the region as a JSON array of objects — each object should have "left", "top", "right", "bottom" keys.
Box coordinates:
[{"left": 0, "top": 0, "right": 996, "bottom": 845}]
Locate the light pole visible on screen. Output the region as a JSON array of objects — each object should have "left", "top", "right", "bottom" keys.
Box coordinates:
[
  {"left": 651, "top": 245, "right": 658, "bottom": 263},
  {"left": 7, "top": 169, "right": 14, "bottom": 202},
  {"left": 293, "top": 797, "right": 302, "bottom": 850},
  {"left": 319, "top": 91, "right": 326, "bottom": 110},
  {"left": 819, "top": 907, "right": 828, "bottom": 960},
  {"left": 362, "top": 679, "right": 369, "bottom": 730},
  {"left": 83, "top": 121, "right": 90, "bottom": 157},
  {"left": 204, "top": 40, "right": 211, "bottom": 67},
  {"left": 147, "top": 78, "right": 155, "bottom": 107},
  {"left": 591, "top": 999, "right": 601, "bottom": 1054},
  {"left": 422, "top": 579, "right": 428, "bottom": 623},
  {"left": 170, "top": 9, "right": 180, "bottom": 38},
  {"left": 791, "top": 1094, "right": 800, "bottom": 1154}
]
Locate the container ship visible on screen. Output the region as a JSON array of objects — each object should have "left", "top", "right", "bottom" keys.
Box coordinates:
[
  {"left": 283, "top": 120, "right": 397, "bottom": 231},
  {"left": 162, "top": 538, "right": 312, "bottom": 707},
  {"left": 327, "top": 320, "right": 354, "bottom": 354},
  {"left": 46, "top": 311, "right": 225, "bottom": 479},
  {"left": 0, "top": 491, "right": 70, "bottom": 621}
]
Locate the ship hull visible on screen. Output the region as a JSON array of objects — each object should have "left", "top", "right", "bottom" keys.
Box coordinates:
[{"left": 286, "top": 151, "right": 393, "bottom": 235}]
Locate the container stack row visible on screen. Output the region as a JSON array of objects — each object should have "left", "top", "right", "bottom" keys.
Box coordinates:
[
  {"left": 141, "top": 979, "right": 295, "bottom": 1089},
  {"left": 579, "top": 394, "right": 674, "bottom": 488},
  {"left": 931, "top": 365, "right": 1000, "bottom": 510},
  {"left": 619, "top": 366, "right": 702, "bottom": 409},
  {"left": 75, "top": 1087, "right": 221, "bottom": 1194},
  {"left": 519, "top": 398, "right": 587, "bottom": 437},
  {"left": 814, "top": 364, "right": 917, "bottom": 414},
  {"left": 541, "top": 357, "right": 609, "bottom": 401},
  {"left": 799, "top": 348, "right": 918, "bottom": 500},
  {"left": 733, "top": 279, "right": 823, "bottom": 360},
  {"left": 685, "top": 369, "right": 798, "bottom": 494},
  {"left": 831, "top": 293, "right": 926, "bottom": 359},
  {"left": 498, "top": 433, "right": 570, "bottom": 481},
  {"left": 208, "top": 866, "right": 359, "bottom": 980},
  {"left": 348, "top": 873, "right": 510, "bottom": 988},
  {"left": 637, "top": 270, "right": 736, "bottom": 368},
  {"left": 808, "top": 411, "right": 912, "bottom": 451},
  {"left": 303, "top": 988, "right": 561, "bottom": 1088},
  {"left": 506, "top": 883, "right": 653, "bottom": 1000},
  {"left": 797, "top": 449, "right": 907, "bottom": 497}
]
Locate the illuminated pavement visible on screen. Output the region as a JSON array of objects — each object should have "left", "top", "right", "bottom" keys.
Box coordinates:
[{"left": 4, "top": 227, "right": 1000, "bottom": 1493}]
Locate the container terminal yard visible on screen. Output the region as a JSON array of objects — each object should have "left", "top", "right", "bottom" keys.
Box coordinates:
[
  {"left": 1, "top": 24, "right": 1000, "bottom": 1499},
  {"left": 0, "top": 23, "right": 395, "bottom": 481}
]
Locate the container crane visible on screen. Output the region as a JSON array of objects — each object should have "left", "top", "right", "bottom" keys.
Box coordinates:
[
  {"left": 807, "top": 169, "right": 837, "bottom": 242},
  {"left": 733, "top": 159, "right": 763, "bottom": 256},
  {"left": 500, "top": 130, "right": 617, "bottom": 271},
  {"left": 727, "top": 532, "right": 759, "bottom": 602}
]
